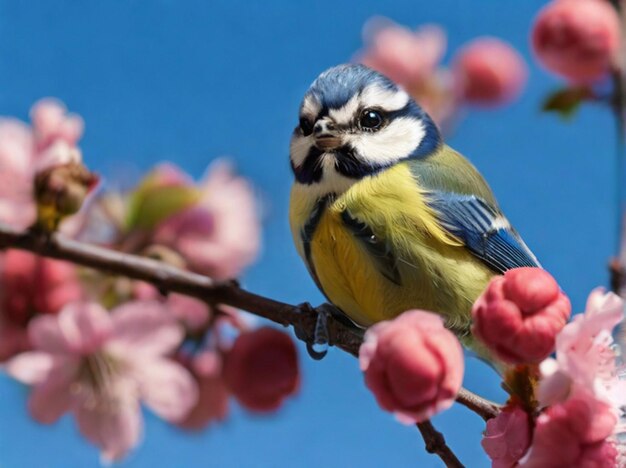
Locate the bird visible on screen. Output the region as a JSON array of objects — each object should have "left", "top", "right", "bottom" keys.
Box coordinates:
[{"left": 288, "top": 64, "right": 539, "bottom": 356}]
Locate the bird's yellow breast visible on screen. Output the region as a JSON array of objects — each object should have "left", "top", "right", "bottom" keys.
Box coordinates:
[{"left": 289, "top": 162, "right": 494, "bottom": 333}]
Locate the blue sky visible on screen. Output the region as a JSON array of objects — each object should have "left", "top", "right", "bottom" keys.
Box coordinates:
[{"left": 0, "top": 1, "right": 619, "bottom": 467}]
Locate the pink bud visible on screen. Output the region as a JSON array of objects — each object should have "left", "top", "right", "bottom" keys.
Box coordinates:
[
  {"left": 472, "top": 268, "right": 571, "bottom": 364},
  {"left": 531, "top": 0, "right": 620, "bottom": 83},
  {"left": 1, "top": 250, "right": 81, "bottom": 320},
  {"left": 482, "top": 404, "right": 531, "bottom": 468},
  {"left": 223, "top": 327, "right": 299, "bottom": 413},
  {"left": 0, "top": 250, "right": 82, "bottom": 360},
  {"left": 34, "top": 161, "right": 99, "bottom": 232},
  {"left": 359, "top": 310, "right": 464, "bottom": 424},
  {"left": 453, "top": 37, "right": 527, "bottom": 107},
  {"left": 521, "top": 397, "right": 618, "bottom": 467}
]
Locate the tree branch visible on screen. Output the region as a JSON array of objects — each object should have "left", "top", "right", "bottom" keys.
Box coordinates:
[
  {"left": 609, "top": 0, "right": 626, "bottom": 296},
  {"left": 417, "top": 421, "right": 464, "bottom": 468},
  {"left": 0, "top": 222, "right": 501, "bottom": 464}
]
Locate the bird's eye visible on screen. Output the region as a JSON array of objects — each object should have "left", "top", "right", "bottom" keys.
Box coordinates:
[
  {"left": 359, "top": 109, "right": 383, "bottom": 130},
  {"left": 299, "top": 117, "right": 314, "bottom": 136}
]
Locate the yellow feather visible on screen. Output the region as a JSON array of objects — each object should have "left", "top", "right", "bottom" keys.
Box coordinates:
[{"left": 289, "top": 161, "right": 495, "bottom": 340}]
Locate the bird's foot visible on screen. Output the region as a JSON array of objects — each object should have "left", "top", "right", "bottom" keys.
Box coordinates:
[{"left": 294, "top": 302, "right": 349, "bottom": 360}]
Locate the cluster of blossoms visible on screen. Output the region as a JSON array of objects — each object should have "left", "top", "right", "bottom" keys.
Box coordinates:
[
  {"left": 0, "top": 100, "right": 300, "bottom": 461},
  {"left": 359, "top": 267, "right": 626, "bottom": 467},
  {"left": 355, "top": 17, "right": 527, "bottom": 129}
]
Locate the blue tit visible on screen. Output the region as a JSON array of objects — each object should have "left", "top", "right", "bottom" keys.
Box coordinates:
[{"left": 288, "top": 64, "right": 540, "bottom": 354}]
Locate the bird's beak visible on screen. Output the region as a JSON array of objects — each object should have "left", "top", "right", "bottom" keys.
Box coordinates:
[{"left": 314, "top": 135, "right": 342, "bottom": 151}]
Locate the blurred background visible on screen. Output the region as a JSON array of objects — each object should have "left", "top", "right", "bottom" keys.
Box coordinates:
[{"left": 0, "top": 0, "right": 617, "bottom": 466}]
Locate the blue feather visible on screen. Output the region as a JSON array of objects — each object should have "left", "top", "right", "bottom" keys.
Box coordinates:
[{"left": 427, "top": 192, "right": 540, "bottom": 273}]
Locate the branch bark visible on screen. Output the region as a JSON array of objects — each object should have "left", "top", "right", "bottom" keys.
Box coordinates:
[
  {"left": 0, "top": 222, "right": 501, "bottom": 463},
  {"left": 609, "top": 0, "right": 626, "bottom": 296},
  {"left": 417, "top": 421, "right": 464, "bottom": 468}
]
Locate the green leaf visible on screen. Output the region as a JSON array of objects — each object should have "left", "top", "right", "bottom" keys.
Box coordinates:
[
  {"left": 541, "top": 86, "right": 593, "bottom": 120},
  {"left": 125, "top": 174, "right": 200, "bottom": 231}
]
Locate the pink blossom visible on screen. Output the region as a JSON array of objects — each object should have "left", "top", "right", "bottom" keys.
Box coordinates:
[
  {"left": 0, "top": 99, "right": 86, "bottom": 230},
  {"left": 0, "top": 119, "right": 36, "bottom": 228},
  {"left": 482, "top": 404, "right": 531, "bottom": 468},
  {"left": 520, "top": 397, "right": 618, "bottom": 467},
  {"left": 30, "top": 98, "right": 84, "bottom": 152},
  {"left": 132, "top": 282, "right": 211, "bottom": 333},
  {"left": 354, "top": 19, "right": 464, "bottom": 128},
  {"left": 152, "top": 160, "right": 260, "bottom": 279},
  {"left": 357, "top": 18, "right": 446, "bottom": 88},
  {"left": 176, "top": 350, "right": 229, "bottom": 430},
  {"left": 163, "top": 293, "right": 211, "bottom": 333},
  {"left": 452, "top": 38, "right": 527, "bottom": 107},
  {"left": 34, "top": 140, "right": 83, "bottom": 173},
  {"left": 359, "top": 310, "right": 464, "bottom": 424},
  {"left": 532, "top": 0, "right": 621, "bottom": 83},
  {"left": 5, "top": 301, "right": 198, "bottom": 461},
  {"left": 538, "top": 288, "right": 626, "bottom": 409},
  {"left": 224, "top": 327, "right": 299, "bottom": 412},
  {"left": 0, "top": 250, "right": 82, "bottom": 361},
  {"left": 472, "top": 268, "right": 571, "bottom": 364}
]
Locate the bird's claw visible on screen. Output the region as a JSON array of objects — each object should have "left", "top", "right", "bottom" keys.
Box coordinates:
[{"left": 295, "top": 302, "right": 345, "bottom": 360}]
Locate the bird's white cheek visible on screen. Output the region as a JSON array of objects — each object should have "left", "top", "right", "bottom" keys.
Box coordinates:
[
  {"left": 347, "top": 117, "right": 426, "bottom": 166},
  {"left": 290, "top": 136, "right": 313, "bottom": 167}
]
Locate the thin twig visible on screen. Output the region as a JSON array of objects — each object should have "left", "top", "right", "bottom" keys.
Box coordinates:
[
  {"left": 417, "top": 421, "right": 464, "bottom": 468},
  {"left": 0, "top": 223, "right": 502, "bottom": 464},
  {"left": 609, "top": 0, "right": 626, "bottom": 296},
  {"left": 456, "top": 388, "right": 500, "bottom": 421}
]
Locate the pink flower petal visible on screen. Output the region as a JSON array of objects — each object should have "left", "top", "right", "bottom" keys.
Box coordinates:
[
  {"left": 538, "top": 358, "right": 572, "bottom": 407},
  {"left": 109, "top": 301, "right": 183, "bottom": 357},
  {"left": 34, "top": 140, "right": 82, "bottom": 172},
  {"left": 176, "top": 373, "right": 229, "bottom": 431},
  {"left": 166, "top": 293, "right": 211, "bottom": 332},
  {"left": 29, "top": 303, "right": 112, "bottom": 355},
  {"left": 58, "top": 303, "right": 113, "bottom": 354},
  {"left": 75, "top": 383, "right": 143, "bottom": 463},
  {"left": 28, "top": 314, "right": 72, "bottom": 354},
  {"left": 135, "top": 358, "right": 198, "bottom": 422},
  {"left": 29, "top": 357, "right": 79, "bottom": 424},
  {"left": 4, "top": 351, "right": 54, "bottom": 385}
]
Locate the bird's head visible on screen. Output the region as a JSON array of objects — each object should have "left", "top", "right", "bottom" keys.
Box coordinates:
[{"left": 290, "top": 64, "right": 441, "bottom": 195}]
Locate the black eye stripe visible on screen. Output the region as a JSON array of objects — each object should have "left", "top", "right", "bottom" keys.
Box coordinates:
[{"left": 299, "top": 117, "right": 314, "bottom": 136}]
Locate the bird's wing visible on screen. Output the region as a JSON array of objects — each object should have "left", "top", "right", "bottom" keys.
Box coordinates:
[
  {"left": 426, "top": 191, "right": 539, "bottom": 273},
  {"left": 408, "top": 146, "right": 540, "bottom": 273}
]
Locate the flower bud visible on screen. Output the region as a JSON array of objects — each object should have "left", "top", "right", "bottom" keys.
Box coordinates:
[
  {"left": 359, "top": 310, "right": 464, "bottom": 424},
  {"left": 34, "top": 159, "right": 98, "bottom": 232},
  {"left": 532, "top": 0, "right": 620, "bottom": 83},
  {"left": 453, "top": 37, "right": 527, "bottom": 106},
  {"left": 472, "top": 268, "right": 571, "bottom": 364},
  {"left": 223, "top": 327, "right": 299, "bottom": 412},
  {"left": 0, "top": 250, "right": 82, "bottom": 360}
]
